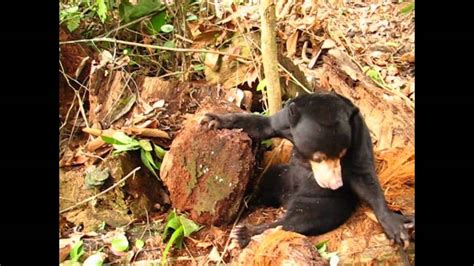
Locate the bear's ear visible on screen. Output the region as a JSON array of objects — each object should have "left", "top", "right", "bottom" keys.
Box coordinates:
[
  {"left": 335, "top": 93, "right": 358, "bottom": 121},
  {"left": 288, "top": 102, "right": 300, "bottom": 125}
]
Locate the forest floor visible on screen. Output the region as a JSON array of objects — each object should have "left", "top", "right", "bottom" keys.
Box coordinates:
[{"left": 59, "top": 0, "right": 414, "bottom": 265}]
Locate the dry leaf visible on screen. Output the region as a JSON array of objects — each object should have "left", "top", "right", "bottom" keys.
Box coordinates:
[
  {"left": 208, "top": 246, "right": 221, "bottom": 262},
  {"left": 286, "top": 31, "right": 299, "bottom": 57},
  {"left": 364, "top": 211, "right": 379, "bottom": 224},
  {"left": 321, "top": 39, "right": 336, "bottom": 50},
  {"left": 152, "top": 99, "right": 165, "bottom": 109},
  {"left": 98, "top": 50, "right": 113, "bottom": 69},
  {"left": 204, "top": 53, "right": 221, "bottom": 72},
  {"left": 196, "top": 241, "right": 213, "bottom": 248},
  {"left": 400, "top": 52, "right": 414, "bottom": 63}
]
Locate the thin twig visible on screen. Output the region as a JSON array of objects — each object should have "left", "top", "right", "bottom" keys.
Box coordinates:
[
  {"left": 60, "top": 38, "right": 252, "bottom": 60},
  {"left": 278, "top": 63, "right": 313, "bottom": 94},
  {"left": 59, "top": 60, "right": 90, "bottom": 129},
  {"left": 59, "top": 167, "right": 141, "bottom": 214}
]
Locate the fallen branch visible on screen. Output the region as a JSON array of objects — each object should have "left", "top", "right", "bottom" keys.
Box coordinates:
[
  {"left": 83, "top": 127, "right": 170, "bottom": 140},
  {"left": 59, "top": 167, "right": 140, "bottom": 214},
  {"left": 60, "top": 38, "right": 251, "bottom": 61},
  {"left": 122, "top": 127, "right": 170, "bottom": 139},
  {"left": 83, "top": 127, "right": 170, "bottom": 151}
]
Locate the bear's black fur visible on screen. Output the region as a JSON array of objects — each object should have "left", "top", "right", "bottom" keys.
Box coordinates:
[{"left": 201, "top": 92, "right": 413, "bottom": 248}]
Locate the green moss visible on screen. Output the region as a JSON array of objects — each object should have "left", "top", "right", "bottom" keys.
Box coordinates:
[
  {"left": 183, "top": 151, "right": 199, "bottom": 197},
  {"left": 193, "top": 139, "right": 235, "bottom": 215}
]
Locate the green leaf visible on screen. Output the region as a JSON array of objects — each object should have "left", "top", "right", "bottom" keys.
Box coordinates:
[
  {"left": 366, "top": 68, "right": 384, "bottom": 85},
  {"left": 162, "top": 215, "right": 181, "bottom": 240},
  {"left": 69, "top": 240, "right": 85, "bottom": 262},
  {"left": 166, "top": 216, "right": 182, "bottom": 231},
  {"left": 96, "top": 0, "right": 108, "bottom": 23},
  {"left": 60, "top": 6, "right": 82, "bottom": 32},
  {"left": 186, "top": 14, "right": 198, "bottom": 21},
  {"left": 135, "top": 239, "right": 145, "bottom": 249},
  {"left": 102, "top": 131, "right": 138, "bottom": 146},
  {"left": 101, "top": 135, "right": 123, "bottom": 145},
  {"left": 140, "top": 149, "right": 158, "bottom": 177},
  {"left": 150, "top": 11, "right": 167, "bottom": 33},
  {"left": 174, "top": 233, "right": 184, "bottom": 249},
  {"left": 83, "top": 253, "right": 105, "bottom": 266},
  {"left": 112, "top": 143, "right": 141, "bottom": 152},
  {"left": 139, "top": 139, "right": 153, "bottom": 151},
  {"left": 119, "top": 0, "right": 162, "bottom": 23},
  {"left": 111, "top": 234, "right": 129, "bottom": 252},
  {"left": 178, "top": 216, "right": 201, "bottom": 237},
  {"left": 261, "top": 139, "right": 272, "bottom": 149},
  {"left": 256, "top": 79, "right": 267, "bottom": 92},
  {"left": 60, "top": 6, "right": 79, "bottom": 20},
  {"left": 145, "top": 149, "right": 158, "bottom": 168},
  {"left": 193, "top": 64, "right": 204, "bottom": 71},
  {"left": 400, "top": 2, "right": 414, "bottom": 15},
  {"left": 317, "top": 243, "right": 327, "bottom": 253},
  {"left": 315, "top": 240, "right": 329, "bottom": 250},
  {"left": 160, "top": 24, "right": 174, "bottom": 33},
  {"left": 67, "top": 16, "right": 81, "bottom": 32},
  {"left": 163, "top": 40, "right": 175, "bottom": 48},
  {"left": 166, "top": 210, "right": 177, "bottom": 222},
  {"left": 153, "top": 144, "right": 167, "bottom": 159},
  {"left": 113, "top": 131, "right": 137, "bottom": 145}
]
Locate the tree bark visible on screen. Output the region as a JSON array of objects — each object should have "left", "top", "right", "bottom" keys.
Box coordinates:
[{"left": 260, "top": 0, "right": 282, "bottom": 115}]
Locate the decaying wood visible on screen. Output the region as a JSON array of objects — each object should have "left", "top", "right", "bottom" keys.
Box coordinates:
[
  {"left": 160, "top": 100, "right": 257, "bottom": 226},
  {"left": 121, "top": 127, "right": 170, "bottom": 139},
  {"left": 319, "top": 48, "right": 414, "bottom": 151},
  {"left": 88, "top": 69, "right": 248, "bottom": 138},
  {"left": 233, "top": 227, "right": 327, "bottom": 266}
]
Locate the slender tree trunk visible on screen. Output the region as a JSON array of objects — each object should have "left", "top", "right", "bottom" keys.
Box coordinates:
[{"left": 260, "top": 0, "right": 282, "bottom": 116}]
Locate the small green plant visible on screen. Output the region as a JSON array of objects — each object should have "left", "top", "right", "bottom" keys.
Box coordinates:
[
  {"left": 101, "top": 131, "right": 166, "bottom": 178},
  {"left": 135, "top": 239, "right": 145, "bottom": 249},
  {"left": 110, "top": 234, "right": 129, "bottom": 253},
  {"left": 261, "top": 139, "right": 272, "bottom": 149},
  {"left": 364, "top": 67, "right": 391, "bottom": 89},
  {"left": 315, "top": 240, "right": 339, "bottom": 264},
  {"left": 256, "top": 78, "right": 267, "bottom": 94},
  {"left": 60, "top": 0, "right": 112, "bottom": 32},
  {"left": 400, "top": 2, "right": 414, "bottom": 15},
  {"left": 193, "top": 64, "right": 205, "bottom": 71},
  {"left": 83, "top": 252, "right": 106, "bottom": 266},
  {"left": 60, "top": 5, "right": 83, "bottom": 32},
  {"left": 70, "top": 240, "right": 85, "bottom": 263},
  {"left": 119, "top": 0, "right": 162, "bottom": 23},
  {"left": 161, "top": 210, "right": 202, "bottom": 266}
]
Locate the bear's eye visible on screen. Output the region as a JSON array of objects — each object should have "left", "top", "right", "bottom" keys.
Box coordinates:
[{"left": 312, "top": 152, "right": 327, "bottom": 162}]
